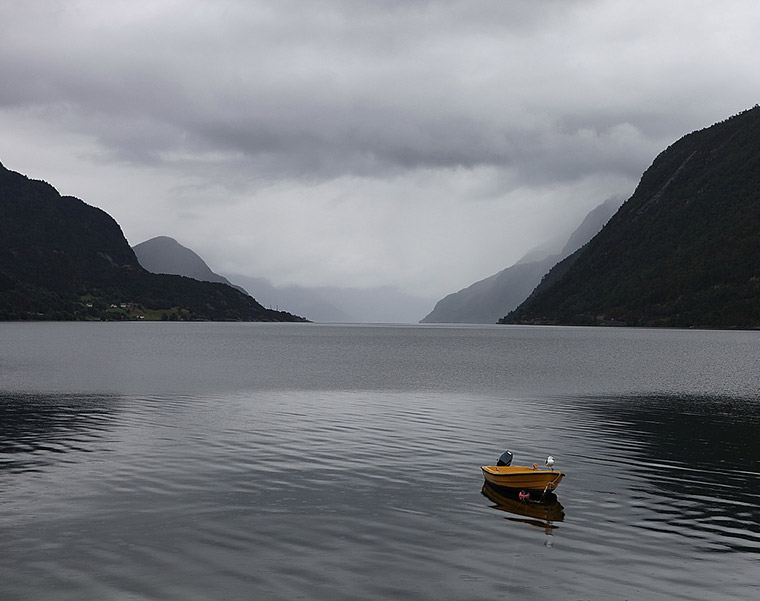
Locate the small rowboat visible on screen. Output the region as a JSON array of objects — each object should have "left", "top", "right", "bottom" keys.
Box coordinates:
[
  {"left": 481, "top": 450, "right": 564, "bottom": 495},
  {"left": 481, "top": 465, "right": 564, "bottom": 493}
]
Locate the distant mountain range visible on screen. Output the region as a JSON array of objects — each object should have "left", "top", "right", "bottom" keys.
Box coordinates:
[
  {"left": 133, "top": 236, "right": 434, "bottom": 323},
  {"left": 0, "top": 162, "right": 303, "bottom": 322},
  {"left": 4, "top": 105, "right": 758, "bottom": 328},
  {"left": 421, "top": 196, "right": 622, "bottom": 323},
  {"left": 502, "top": 105, "right": 760, "bottom": 328},
  {"left": 228, "top": 275, "right": 436, "bottom": 324}
]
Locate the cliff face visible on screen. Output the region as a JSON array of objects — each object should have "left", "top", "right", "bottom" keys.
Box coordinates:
[
  {"left": 0, "top": 161, "right": 304, "bottom": 321},
  {"left": 502, "top": 106, "right": 760, "bottom": 329}
]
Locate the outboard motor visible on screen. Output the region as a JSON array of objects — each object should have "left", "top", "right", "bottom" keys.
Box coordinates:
[{"left": 496, "top": 450, "right": 513, "bottom": 466}]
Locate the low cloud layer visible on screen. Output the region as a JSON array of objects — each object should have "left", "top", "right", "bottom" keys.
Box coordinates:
[{"left": 1, "top": 0, "right": 759, "bottom": 302}]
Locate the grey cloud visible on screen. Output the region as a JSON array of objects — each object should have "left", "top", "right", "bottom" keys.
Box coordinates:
[
  {"left": 0, "top": 0, "right": 657, "bottom": 187},
  {"left": 2, "top": 0, "right": 760, "bottom": 301}
]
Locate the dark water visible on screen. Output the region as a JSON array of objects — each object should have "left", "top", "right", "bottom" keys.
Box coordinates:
[{"left": 1, "top": 323, "right": 758, "bottom": 600}]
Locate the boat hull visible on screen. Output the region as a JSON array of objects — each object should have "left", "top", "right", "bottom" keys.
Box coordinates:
[{"left": 481, "top": 465, "right": 564, "bottom": 493}]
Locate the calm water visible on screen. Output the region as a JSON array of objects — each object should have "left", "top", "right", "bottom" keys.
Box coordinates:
[{"left": 1, "top": 322, "right": 758, "bottom": 600}]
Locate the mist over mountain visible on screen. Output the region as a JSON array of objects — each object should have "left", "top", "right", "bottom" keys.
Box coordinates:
[
  {"left": 133, "top": 237, "right": 433, "bottom": 323},
  {"left": 0, "top": 161, "right": 303, "bottom": 322},
  {"left": 421, "top": 196, "right": 622, "bottom": 324},
  {"left": 228, "top": 273, "right": 436, "bottom": 323},
  {"left": 133, "top": 236, "right": 248, "bottom": 294},
  {"left": 502, "top": 106, "right": 760, "bottom": 329}
]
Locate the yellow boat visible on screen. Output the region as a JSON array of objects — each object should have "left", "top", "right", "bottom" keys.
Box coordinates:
[{"left": 481, "top": 450, "right": 565, "bottom": 494}]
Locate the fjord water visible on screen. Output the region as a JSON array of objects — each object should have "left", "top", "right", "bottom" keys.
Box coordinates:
[{"left": 1, "top": 323, "right": 758, "bottom": 600}]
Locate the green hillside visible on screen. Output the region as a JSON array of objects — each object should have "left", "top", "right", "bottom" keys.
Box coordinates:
[
  {"left": 502, "top": 106, "right": 760, "bottom": 329},
  {"left": 0, "top": 161, "right": 304, "bottom": 322}
]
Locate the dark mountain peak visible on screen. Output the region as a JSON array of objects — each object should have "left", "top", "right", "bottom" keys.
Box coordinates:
[
  {"left": 133, "top": 236, "right": 248, "bottom": 294},
  {"left": 134, "top": 236, "right": 216, "bottom": 278},
  {"left": 1, "top": 164, "right": 141, "bottom": 283},
  {"left": 502, "top": 105, "right": 760, "bottom": 329},
  {"left": 0, "top": 161, "right": 303, "bottom": 321},
  {"left": 142, "top": 235, "right": 179, "bottom": 246}
]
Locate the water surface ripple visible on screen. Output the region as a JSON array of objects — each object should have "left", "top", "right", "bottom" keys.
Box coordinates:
[{"left": 1, "top": 323, "right": 758, "bottom": 600}]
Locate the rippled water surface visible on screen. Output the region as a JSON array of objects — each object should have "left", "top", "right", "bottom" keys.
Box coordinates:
[{"left": 1, "top": 323, "right": 758, "bottom": 600}]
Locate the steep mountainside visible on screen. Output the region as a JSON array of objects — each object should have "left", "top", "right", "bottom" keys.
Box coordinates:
[
  {"left": 0, "top": 161, "right": 303, "bottom": 321},
  {"left": 133, "top": 236, "right": 247, "bottom": 293},
  {"left": 421, "top": 197, "right": 621, "bottom": 323},
  {"left": 420, "top": 258, "right": 557, "bottom": 324},
  {"left": 502, "top": 106, "right": 760, "bottom": 329}
]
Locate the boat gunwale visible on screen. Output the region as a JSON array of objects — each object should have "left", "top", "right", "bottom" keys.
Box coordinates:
[
  {"left": 481, "top": 465, "right": 565, "bottom": 492},
  {"left": 481, "top": 465, "right": 565, "bottom": 477}
]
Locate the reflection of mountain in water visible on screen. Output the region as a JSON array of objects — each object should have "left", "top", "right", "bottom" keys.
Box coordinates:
[
  {"left": 481, "top": 482, "right": 565, "bottom": 533},
  {"left": 575, "top": 394, "right": 760, "bottom": 553},
  {"left": 0, "top": 392, "right": 121, "bottom": 473}
]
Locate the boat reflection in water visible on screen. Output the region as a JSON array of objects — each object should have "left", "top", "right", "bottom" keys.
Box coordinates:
[{"left": 481, "top": 482, "right": 565, "bottom": 533}]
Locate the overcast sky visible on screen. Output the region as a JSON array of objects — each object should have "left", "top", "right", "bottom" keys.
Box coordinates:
[{"left": 1, "top": 0, "right": 759, "bottom": 299}]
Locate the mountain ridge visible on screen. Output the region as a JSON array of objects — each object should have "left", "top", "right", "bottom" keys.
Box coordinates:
[
  {"left": 421, "top": 196, "right": 622, "bottom": 323},
  {"left": 502, "top": 105, "right": 760, "bottom": 329},
  {"left": 133, "top": 237, "right": 435, "bottom": 323},
  {"left": 133, "top": 236, "right": 248, "bottom": 294},
  {"left": 0, "top": 161, "right": 304, "bottom": 322}
]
